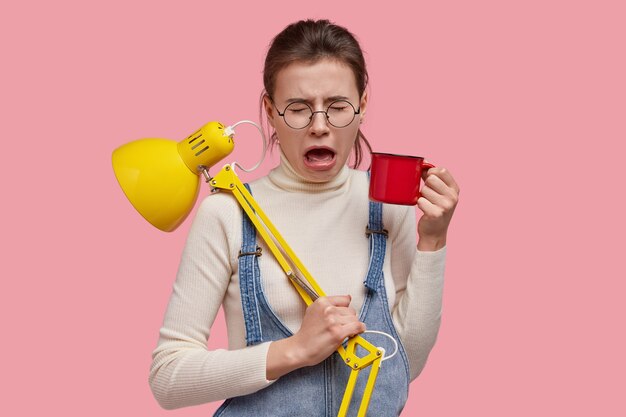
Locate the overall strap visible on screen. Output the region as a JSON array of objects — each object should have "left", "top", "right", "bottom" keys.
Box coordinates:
[
  {"left": 364, "top": 171, "right": 388, "bottom": 291},
  {"left": 238, "top": 183, "right": 263, "bottom": 346}
]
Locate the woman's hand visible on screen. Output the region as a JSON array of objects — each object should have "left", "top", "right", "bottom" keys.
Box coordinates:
[
  {"left": 294, "top": 295, "right": 366, "bottom": 366},
  {"left": 416, "top": 167, "right": 460, "bottom": 251},
  {"left": 267, "top": 295, "right": 365, "bottom": 380}
]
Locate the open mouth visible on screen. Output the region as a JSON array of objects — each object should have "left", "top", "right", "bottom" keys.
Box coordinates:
[{"left": 303, "top": 147, "right": 337, "bottom": 170}]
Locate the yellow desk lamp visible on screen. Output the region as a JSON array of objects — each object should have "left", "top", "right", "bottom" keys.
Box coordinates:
[{"left": 112, "top": 120, "right": 388, "bottom": 416}]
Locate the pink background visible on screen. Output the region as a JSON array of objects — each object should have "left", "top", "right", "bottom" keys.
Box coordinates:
[{"left": 2, "top": 0, "right": 625, "bottom": 415}]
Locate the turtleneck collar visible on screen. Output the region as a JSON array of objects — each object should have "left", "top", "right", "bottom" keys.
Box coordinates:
[{"left": 268, "top": 149, "right": 351, "bottom": 193}]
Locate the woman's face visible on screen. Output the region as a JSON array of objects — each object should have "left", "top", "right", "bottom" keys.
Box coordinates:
[{"left": 264, "top": 59, "right": 367, "bottom": 182}]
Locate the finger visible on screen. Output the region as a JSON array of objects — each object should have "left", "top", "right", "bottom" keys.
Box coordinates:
[
  {"left": 325, "top": 294, "right": 352, "bottom": 307},
  {"left": 420, "top": 185, "right": 449, "bottom": 208},
  {"left": 335, "top": 314, "right": 360, "bottom": 326},
  {"left": 342, "top": 321, "right": 367, "bottom": 337},
  {"left": 422, "top": 183, "right": 458, "bottom": 211},
  {"left": 324, "top": 305, "right": 358, "bottom": 317},
  {"left": 345, "top": 321, "right": 367, "bottom": 337},
  {"left": 424, "top": 173, "right": 458, "bottom": 200},
  {"left": 424, "top": 167, "right": 459, "bottom": 194},
  {"left": 334, "top": 306, "right": 358, "bottom": 316},
  {"left": 417, "top": 196, "right": 444, "bottom": 217}
]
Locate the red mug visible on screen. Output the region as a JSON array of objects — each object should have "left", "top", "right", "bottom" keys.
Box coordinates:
[{"left": 369, "top": 152, "right": 435, "bottom": 205}]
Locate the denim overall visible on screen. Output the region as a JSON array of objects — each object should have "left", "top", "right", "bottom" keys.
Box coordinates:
[{"left": 214, "top": 185, "right": 410, "bottom": 417}]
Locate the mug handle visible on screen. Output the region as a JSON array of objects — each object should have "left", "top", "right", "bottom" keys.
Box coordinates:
[{"left": 420, "top": 162, "right": 436, "bottom": 183}]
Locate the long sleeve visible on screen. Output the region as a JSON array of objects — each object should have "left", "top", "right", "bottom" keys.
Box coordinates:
[
  {"left": 148, "top": 194, "right": 274, "bottom": 410},
  {"left": 389, "top": 205, "right": 447, "bottom": 381}
]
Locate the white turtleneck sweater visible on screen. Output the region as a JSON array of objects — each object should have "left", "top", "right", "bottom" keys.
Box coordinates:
[{"left": 149, "top": 154, "right": 447, "bottom": 410}]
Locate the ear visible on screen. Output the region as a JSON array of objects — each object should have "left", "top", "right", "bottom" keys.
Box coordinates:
[
  {"left": 263, "top": 95, "right": 276, "bottom": 128},
  {"left": 359, "top": 90, "right": 368, "bottom": 122}
]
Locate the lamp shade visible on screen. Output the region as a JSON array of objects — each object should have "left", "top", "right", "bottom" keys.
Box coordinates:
[
  {"left": 112, "top": 138, "right": 200, "bottom": 232},
  {"left": 112, "top": 121, "right": 235, "bottom": 232}
]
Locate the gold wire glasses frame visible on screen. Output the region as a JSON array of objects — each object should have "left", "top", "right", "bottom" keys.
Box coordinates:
[{"left": 274, "top": 99, "right": 361, "bottom": 129}]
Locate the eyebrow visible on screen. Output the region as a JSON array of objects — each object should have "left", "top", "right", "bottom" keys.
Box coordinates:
[{"left": 284, "top": 95, "right": 351, "bottom": 104}]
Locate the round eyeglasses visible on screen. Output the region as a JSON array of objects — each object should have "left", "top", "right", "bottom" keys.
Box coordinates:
[{"left": 274, "top": 100, "right": 360, "bottom": 129}]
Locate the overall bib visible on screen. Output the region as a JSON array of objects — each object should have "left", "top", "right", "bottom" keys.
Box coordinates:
[{"left": 214, "top": 185, "right": 410, "bottom": 417}]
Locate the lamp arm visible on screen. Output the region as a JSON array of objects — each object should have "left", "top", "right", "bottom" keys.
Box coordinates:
[
  {"left": 235, "top": 179, "right": 324, "bottom": 303},
  {"left": 208, "top": 164, "right": 384, "bottom": 417},
  {"left": 234, "top": 185, "right": 321, "bottom": 303}
]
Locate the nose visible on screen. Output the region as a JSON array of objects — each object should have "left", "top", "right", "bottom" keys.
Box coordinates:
[{"left": 309, "top": 110, "right": 330, "bottom": 135}]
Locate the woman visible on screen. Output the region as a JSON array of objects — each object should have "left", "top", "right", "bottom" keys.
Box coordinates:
[{"left": 149, "top": 19, "right": 459, "bottom": 416}]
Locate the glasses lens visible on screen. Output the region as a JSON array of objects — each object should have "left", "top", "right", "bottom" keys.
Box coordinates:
[
  {"left": 327, "top": 100, "right": 357, "bottom": 128},
  {"left": 283, "top": 102, "right": 313, "bottom": 129}
]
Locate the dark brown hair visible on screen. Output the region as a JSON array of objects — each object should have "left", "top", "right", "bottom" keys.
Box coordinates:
[{"left": 260, "top": 19, "right": 372, "bottom": 168}]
